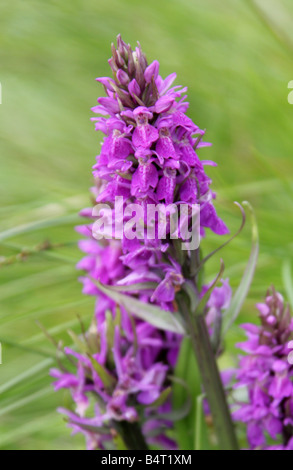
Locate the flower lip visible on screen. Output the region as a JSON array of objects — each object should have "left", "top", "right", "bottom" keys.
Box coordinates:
[{"left": 133, "top": 106, "right": 153, "bottom": 121}]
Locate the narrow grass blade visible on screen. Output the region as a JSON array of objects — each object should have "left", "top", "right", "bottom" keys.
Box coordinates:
[
  {"left": 0, "top": 214, "right": 79, "bottom": 242},
  {"left": 282, "top": 260, "right": 293, "bottom": 308},
  {"left": 0, "top": 358, "right": 53, "bottom": 394},
  {"left": 0, "top": 387, "right": 53, "bottom": 417},
  {"left": 223, "top": 201, "right": 259, "bottom": 335},
  {"left": 195, "top": 394, "right": 205, "bottom": 451}
]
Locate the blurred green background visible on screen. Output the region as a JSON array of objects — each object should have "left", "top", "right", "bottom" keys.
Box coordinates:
[{"left": 0, "top": 0, "right": 292, "bottom": 450}]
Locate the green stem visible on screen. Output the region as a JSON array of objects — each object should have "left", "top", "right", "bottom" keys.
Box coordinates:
[
  {"left": 118, "top": 421, "right": 149, "bottom": 450},
  {"left": 195, "top": 394, "right": 204, "bottom": 451},
  {"left": 178, "top": 298, "right": 239, "bottom": 450}
]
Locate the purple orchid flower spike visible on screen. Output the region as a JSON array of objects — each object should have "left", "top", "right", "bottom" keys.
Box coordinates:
[
  {"left": 232, "top": 287, "right": 293, "bottom": 450},
  {"left": 52, "top": 35, "right": 238, "bottom": 451}
]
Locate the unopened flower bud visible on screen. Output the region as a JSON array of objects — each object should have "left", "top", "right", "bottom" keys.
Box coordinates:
[
  {"left": 128, "top": 79, "right": 141, "bottom": 98},
  {"left": 117, "top": 34, "right": 128, "bottom": 60},
  {"left": 144, "top": 60, "right": 160, "bottom": 83},
  {"left": 108, "top": 57, "right": 118, "bottom": 73},
  {"left": 116, "top": 69, "right": 130, "bottom": 86}
]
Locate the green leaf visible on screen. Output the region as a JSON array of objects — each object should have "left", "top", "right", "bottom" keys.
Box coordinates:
[
  {"left": 87, "top": 356, "right": 116, "bottom": 391},
  {"left": 160, "top": 376, "right": 191, "bottom": 422},
  {"left": 0, "top": 214, "right": 80, "bottom": 242},
  {"left": 65, "top": 419, "right": 109, "bottom": 435},
  {"left": 0, "top": 415, "right": 64, "bottom": 449},
  {"left": 172, "top": 338, "right": 211, "bottom": 450},
  {"left": 223, "top": 201, "right": 259, "bottom": 335},
  {"left": 192, "top": 202, "right": 246, "bottom": 277},
  {"left": 195, "top": 394, "right": 205, "bottom": 451},
  {"left": 0, "top": 265, "right": 75, "bottom": 302},
  {"left": 282, "top": 260, "right": 293, "bottom": 308},
  {"left": 107, "top": 282, "right": 157, "bottom": 293},
  {"left": 0, "top": 386, "right": 53, "bottom": 418},
  {"left": 67, "top": 330, "right": 88, "bottom": 354},
  {"left": 0, "top": 358, "right": 53, "bottom": 395},
  {"left": 113, "top": 433, "right": 128, "bottom": 451},
  {"left": 86, "top": 317, "right": 101, "bottom": 354},
  {"left": 149, "top": 386, "right": 172, "bottom": 408},
  {"left": 0, "top": 337, "right": 54, "bottom": 359},
  {"left": 183, "top": 259, "right": 225, "bottom": 316},
  {"left": 195, "top": 259, "right": 225, "bottom": 316},
  {"left": 93, "top": 279, "right": 186, "bottom": 335}
]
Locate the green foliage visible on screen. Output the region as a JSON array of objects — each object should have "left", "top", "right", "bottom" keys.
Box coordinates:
[{"left": 95, "top": 281, "right": 185, "bottom": 334}]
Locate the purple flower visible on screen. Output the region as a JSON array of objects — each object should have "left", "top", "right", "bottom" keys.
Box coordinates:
[
  {"left": 131, "top": 158, "right": 159, "bottom": 197},
  {"left": 51, "top": 304, "right": 178, "bottom": 450},
  {"left": 156, "top": 167, "right": 177, "bottom": 204},
  {"left": 203, "top": 278, "right": 232, "bottom": 330},
  {"left": 144, "top": 60, "right": 160, "bottom": 83},
  {"left": 151, "top": 260, "right": 184, "bottom": 304},
  {"left": 132, "top": 107, "right": 159, "bottom": 149},
  {"left": 232, "top": 287, "right": 293, "bottom": 450},
  {"left": 156, "top": 127, "right": 178, "bottom": 162}
]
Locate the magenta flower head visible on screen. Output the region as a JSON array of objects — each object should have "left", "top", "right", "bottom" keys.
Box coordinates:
[
  {"left": 233, "top": 287, "right": 293, "bottom": 450},
  {"left": 88, "top": 35, "right": 229, "bottom": 311},
  {"left": 92, "top": 34, "right": 228, "bottom": 241}
]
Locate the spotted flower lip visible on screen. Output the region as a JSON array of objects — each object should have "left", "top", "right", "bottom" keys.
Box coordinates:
[
  {"left": 232, "top": 287, "right": 293, "bottom": 450},
  {"left": 133, "top": 106, "right": 153, "bottom": 120}
]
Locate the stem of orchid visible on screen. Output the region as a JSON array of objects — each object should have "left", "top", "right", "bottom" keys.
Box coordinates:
[
  {"left": 178, "top": 297, "right": 239, "bottom": 450},
  {"left": 118, "top": 421, "right": 149, "bottom": 450}
]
